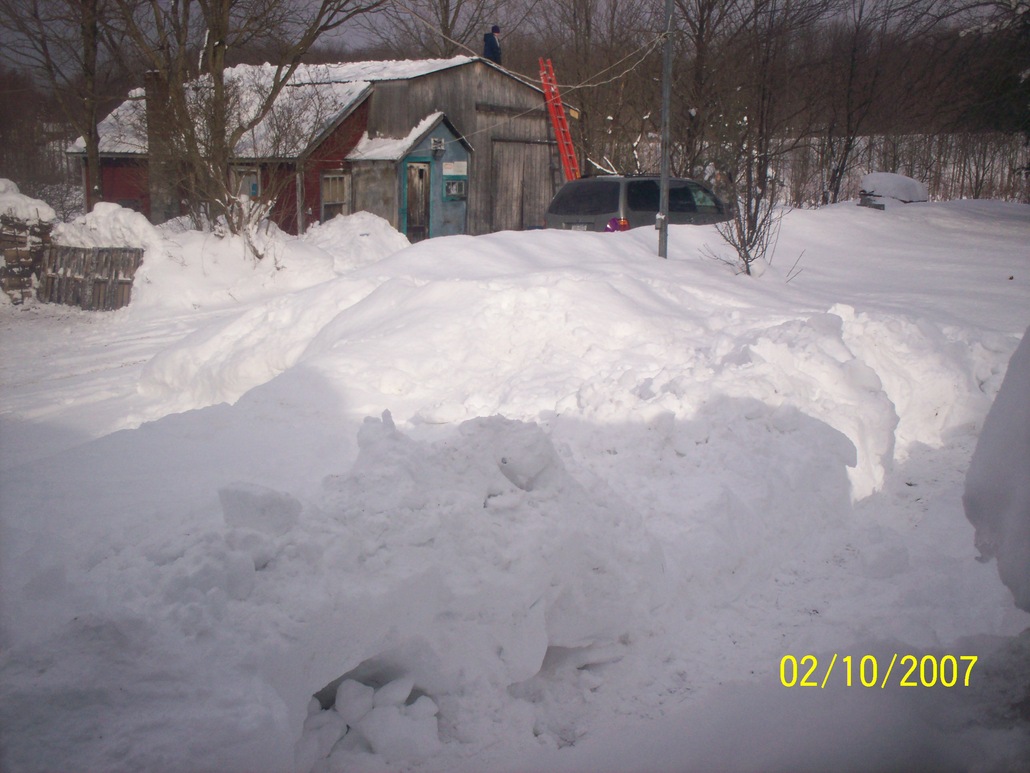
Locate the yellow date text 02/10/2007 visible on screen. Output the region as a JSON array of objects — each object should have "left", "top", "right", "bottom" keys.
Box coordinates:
[{"left": 779, "top": 654, "right": 979, "bottom": 689}]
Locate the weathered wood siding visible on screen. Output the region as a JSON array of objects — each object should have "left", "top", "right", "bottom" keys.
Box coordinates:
[
  {"left": 37, "top": 245, "right": 144, "bottom": 311},
  {"left": 352, "top": 163, "right": 399, "bottom": 229},
  {"left": 367, "top": 61, "right": 559, "bottom": 234}
]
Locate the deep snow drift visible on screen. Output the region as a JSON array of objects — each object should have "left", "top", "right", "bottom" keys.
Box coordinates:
[
  {"left": 964, "top": 324, "right": 1030, "bottom": 612},
  {"left": 1, "top": 193, "right": 1029, "bottom": 772}
]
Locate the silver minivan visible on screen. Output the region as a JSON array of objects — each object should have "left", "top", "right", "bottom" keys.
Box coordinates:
[{"left": 544, "top": 175, "right": 731, "bottom": 232}]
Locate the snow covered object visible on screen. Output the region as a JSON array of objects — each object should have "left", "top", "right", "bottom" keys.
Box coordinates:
[
  {"left": 0, "top": 179, "right": 57, "bottom": 223},
  {"left": 0, "top": 179, "right": 55, "bottom": 303},
  {"left": 858, "top": 172, "right": 928, "bottom": 209},
  {"left": 964, "top": 325, "right": 1030, "bottom": 611}
]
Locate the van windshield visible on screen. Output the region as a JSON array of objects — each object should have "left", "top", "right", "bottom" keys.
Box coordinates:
[{"left": 548, "top": 180, "right": 620, "bottom": 215}]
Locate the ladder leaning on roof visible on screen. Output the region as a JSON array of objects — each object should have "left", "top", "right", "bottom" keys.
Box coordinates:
[{"left": 539, "top": 59, "right": 580, "bottom": 182}]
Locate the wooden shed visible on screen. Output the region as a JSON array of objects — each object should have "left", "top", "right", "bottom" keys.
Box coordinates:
[{"left": 72, "top": 57, "right": 564, "bottom": 238}]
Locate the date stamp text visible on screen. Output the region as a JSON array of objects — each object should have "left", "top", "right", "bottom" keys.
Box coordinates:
[{"left": 779, "top": 654, "right": 978, "bottom": 689}]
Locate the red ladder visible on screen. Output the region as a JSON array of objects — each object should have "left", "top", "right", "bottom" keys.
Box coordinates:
[{"left": 539, "top": 58, "right": 580, "bottom": 182}]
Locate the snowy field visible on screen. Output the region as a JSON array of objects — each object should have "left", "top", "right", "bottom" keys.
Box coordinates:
[{"left": 1, "top": 191, "right": 1029, "bottom": 772}]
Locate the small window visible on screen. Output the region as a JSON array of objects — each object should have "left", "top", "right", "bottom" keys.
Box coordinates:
[
  {"left": 232, "top": 167, "right": 260, "bottom": 198},
  {"left": 444, "top": 178, "right": 467, "bottom": 200},
  {"left": 321, "top": 171, "right": 352, "bottom": 221}
]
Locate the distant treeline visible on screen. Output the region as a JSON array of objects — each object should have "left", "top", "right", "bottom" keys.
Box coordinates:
[{"left": 2, "top": 0, "right": 1027, "bottom": 217}]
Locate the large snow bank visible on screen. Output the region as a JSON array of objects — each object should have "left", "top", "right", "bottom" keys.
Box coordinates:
[
  {"left": 964, "top": 324, "right": 1030, "bottom": 610},
  {"left": 0, "top": 178, "right": 56, "bottom": 222}
]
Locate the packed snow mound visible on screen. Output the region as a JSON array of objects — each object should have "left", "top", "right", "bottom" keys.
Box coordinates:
[
  {"left": 0, "top": 178, "right": 57, "bottom": 222},
  {"left": 134, "top": 225, "right": 1005, "bottom": 500},
  {"left": 859, "top": 172, "right": 928, "bottom": 203},
  {"left": 52, "top": 201, "right": 161, "bottom": 250},
  {"left": 127, "top": 212, "right": 406, "bottom": 313},
  {"left": 303, "top": 211, "right": 410, "bottom": 273},
  {"left": 964, "top": 324, "right": 1030, "bottom": 611}
]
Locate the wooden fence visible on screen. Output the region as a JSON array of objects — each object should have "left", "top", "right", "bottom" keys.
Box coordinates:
[{"left": 37, "top": 245, "right": 144, "bottom": 311}]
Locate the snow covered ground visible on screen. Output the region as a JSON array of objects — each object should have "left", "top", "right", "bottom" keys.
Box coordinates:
[{"left": 1, "top": 192, "right": 1028, "bottom": 772}]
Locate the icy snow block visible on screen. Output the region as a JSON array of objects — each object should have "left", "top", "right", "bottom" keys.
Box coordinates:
[
  {"left": 373, "top": 676, "right": 415, "bottom": 707},
  {"left": 218, "top": 482, "right": 302, "bottom": 536},
  {"left": 963, "top": 325, "right": 1030, "bottom": 611},
  {"left": 334, "top": 679, "right": 375, "bottom": 725}
]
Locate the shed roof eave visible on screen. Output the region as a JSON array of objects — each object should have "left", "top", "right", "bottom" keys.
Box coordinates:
[{"left": 296, "top": 84, "right": 373, "bottom": 165}]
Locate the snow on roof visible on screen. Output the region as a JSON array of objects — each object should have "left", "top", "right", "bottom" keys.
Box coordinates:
[
  {"left": 288, "top": 57, "right": 475, "bottom": 84},
  {"left": 346, "top": 112, "right": 447, "bottom": 162},
  {"left": 74, "top": 57, "right": 478, "bottom": 159},
  {"left": 233, "top": 78, "right": 371, "bottom": 160},
  {"left": 68, "top": 91, "right": 147, "bottom": 155}
]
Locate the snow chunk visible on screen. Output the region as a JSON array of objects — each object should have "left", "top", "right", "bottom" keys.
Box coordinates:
[{"left": 964, "top": 325, "right": 1030, "bottom": 611}]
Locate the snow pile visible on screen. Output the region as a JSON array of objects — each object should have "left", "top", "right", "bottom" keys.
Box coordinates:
[
  {"left": 1, "top": 200, "right": 1029, "bottom": 773},
  {"left": 859, "top": 172, "right": 928, "bottom": 203},
  {"left": 303, "top": 211, "right": 410, "bottom": 272},
  {"left": 129, "top": 212, "right": 406, "bottom": 314},
  {"left": 964, "top": 325, "right": 1030, "bottom": 610},
  {"left": 52, "top": 201, "right": 162, "bottom": 251},
  {"left": 0, "top": 178, "right": 56, "bottom": 222},
  {"left": 290, "top": 411, "right": 661, "bottom": 770}
]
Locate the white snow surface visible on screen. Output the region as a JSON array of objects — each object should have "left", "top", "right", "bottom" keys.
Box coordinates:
[
  {"left": 964, "top": 323, "right": 1030, "bottom": 611},
  {"left": 1, "top": 199, "right": 1029, "bottom": 772},
  {"left": 0, "top": 179, "right": 56, "bottom": 223}
]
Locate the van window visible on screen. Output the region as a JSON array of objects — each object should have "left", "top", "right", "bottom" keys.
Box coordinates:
[
  {"left": 628, "top": 180, "right": 698, "bottom": 212},
  {"left": 687, "top": 182, "right": 720, "bottom": 212},
  {"left": 549, "top": 180, "right": 620, "bottom": 215},
  {"left": 627, "top": 180, "right": 659, "bottom": 212},
  {"left": 669, "top": 182, "right": 698, "bottom": 212}
]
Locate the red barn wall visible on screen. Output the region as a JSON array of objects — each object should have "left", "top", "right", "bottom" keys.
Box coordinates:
[
  {"left": 99, "top": 159, "right": 150, "bottom": 217},
  {"left": 299, "top": 99, "right": 371, "bottom": 231}
]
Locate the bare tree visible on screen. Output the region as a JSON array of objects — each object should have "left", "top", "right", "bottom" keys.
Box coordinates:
[
  {"left": 811, "top": 0, "right": 951, "bottom": 203},
  {"left": 354, "top": 0, "right": 515, "bottom": 57},
  {"left": 111, "top": 0, "right": 385, "bottom": 243},
  {"left": 0, "top": 0, "right": 128, "bottom": 209},
  {"left": 672, "top": 0, "right": 751, "bottom": 181},
  {"left": 525, "top": 0, "right": 665, "bottom": 175},
  {"left": 714, "top": 0, "right": 829, "bottom": 274}
]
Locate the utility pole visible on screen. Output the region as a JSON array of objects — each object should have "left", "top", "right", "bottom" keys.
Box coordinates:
[{"left": 657, "top": 0, "right": 674, "bottom": 258}]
